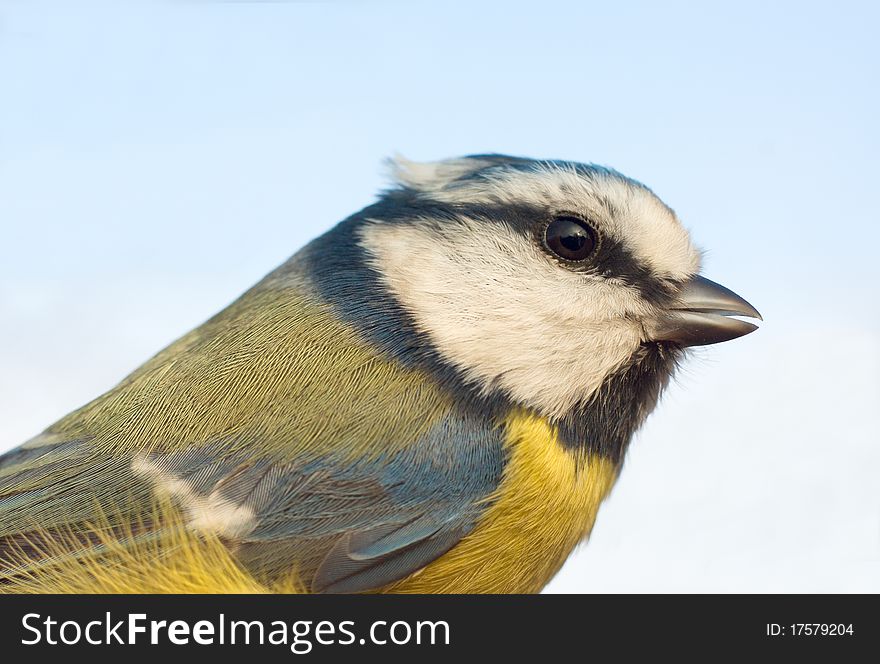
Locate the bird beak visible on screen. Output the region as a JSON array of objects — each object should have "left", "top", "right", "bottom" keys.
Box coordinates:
[{"left": 650, "top": 275, "right": 762, "bottom": 347}]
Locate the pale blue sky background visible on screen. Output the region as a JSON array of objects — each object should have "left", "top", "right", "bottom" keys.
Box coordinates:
[{"left": 1, "top": 1, "right": 878, "bottom": 591}]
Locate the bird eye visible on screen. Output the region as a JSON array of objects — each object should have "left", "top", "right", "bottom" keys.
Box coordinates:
[{"left": 543, "top": 216, "right": 597, "bottom": 262}]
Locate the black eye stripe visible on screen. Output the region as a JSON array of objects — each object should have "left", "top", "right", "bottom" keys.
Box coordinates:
[
  {"left": 359, "top": 195, "right": 675, "bottom": 303},
  {"left": 543, "top": 216, "right": 597, "bottom": 262}
]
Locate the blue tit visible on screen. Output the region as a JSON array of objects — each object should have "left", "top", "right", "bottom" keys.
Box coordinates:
[{"left": 0, "top": 154, "right": 761, "bottom": 593}]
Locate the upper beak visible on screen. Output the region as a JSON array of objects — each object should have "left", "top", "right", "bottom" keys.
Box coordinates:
[{"left": 650, "top": 275, "right": 762, "bottom": 347}]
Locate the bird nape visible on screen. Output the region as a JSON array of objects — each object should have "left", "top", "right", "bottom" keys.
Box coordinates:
[{"left": 0, "top": 154, "right": 761, "bottom": 594}]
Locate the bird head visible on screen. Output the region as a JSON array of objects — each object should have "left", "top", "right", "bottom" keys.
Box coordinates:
[{"left": 307, "top": 154, "right": 761, "bottom": 421}]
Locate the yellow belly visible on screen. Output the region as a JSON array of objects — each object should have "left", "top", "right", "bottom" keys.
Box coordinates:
[{"left": 388, "top": 410, "right": 619, "bottom": 594}]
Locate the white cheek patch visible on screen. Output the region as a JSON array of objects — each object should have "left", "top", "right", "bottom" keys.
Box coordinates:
[
  {"left": 132, "top": 455, "right": 256, "bottom": 539},
  {"left": 359, "top": 220, "right": 649, "bottom": 418}
]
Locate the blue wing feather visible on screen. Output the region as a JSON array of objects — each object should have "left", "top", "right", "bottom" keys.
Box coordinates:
[{"left": 0, "top": 409, "right": 506, "bottom": 593}]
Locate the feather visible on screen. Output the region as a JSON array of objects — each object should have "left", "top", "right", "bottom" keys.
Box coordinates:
[{"left": 0, "top": 265, "right": 506, "bottom": 591}]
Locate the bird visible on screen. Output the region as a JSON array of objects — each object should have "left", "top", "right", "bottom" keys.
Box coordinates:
[{"left": 0, "top": 154, "right": 761, "bottom": 594}]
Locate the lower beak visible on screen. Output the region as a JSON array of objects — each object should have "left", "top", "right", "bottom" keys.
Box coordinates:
[{"left": 650, "top": 275, "right": 762, "bottom": 347}]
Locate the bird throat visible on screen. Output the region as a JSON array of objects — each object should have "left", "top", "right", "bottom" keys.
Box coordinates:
[{"left": 555, "top": 343, "right": 681, "bottom": 465}]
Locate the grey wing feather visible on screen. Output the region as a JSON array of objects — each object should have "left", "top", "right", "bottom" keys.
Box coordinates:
[
  {"left": 0, "top": 411, "right": 506, "bottom": 593},
  {"left": 145, "top": 410, "right": 506, "bottom": 592},
  {"left": 312, "top": 525, "right": 470, "bottom": 593}
]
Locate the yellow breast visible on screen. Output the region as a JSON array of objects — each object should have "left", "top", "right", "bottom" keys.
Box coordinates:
[{"left": 388, "top": 410, "right": 619, "bottom": 594}]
